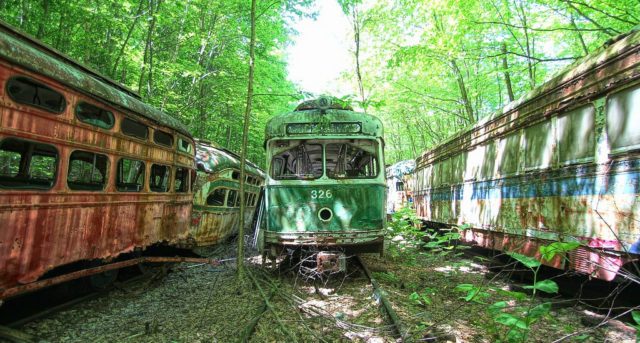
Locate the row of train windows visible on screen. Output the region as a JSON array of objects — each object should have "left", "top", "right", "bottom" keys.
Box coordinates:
[
  {"left": 5, "top": 75, "right": 193, "bottom": 153},
  {"left": 0, "top": 138, "right": 190, "bottom": 192},
  {"left": 205, "top": 188, "right": 259, "bottom": 208},
  {"left": 417, "top": 83, "right": 640, "bottom": 187},
  {"left": 230, "top": 170, "right": 262, "bottom": 186}
]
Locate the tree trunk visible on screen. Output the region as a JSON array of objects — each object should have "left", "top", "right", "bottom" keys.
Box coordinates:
[
  {"left": 112, "top": 0, "right": 144, "bottom": 77},
  {"left": 501, "top": 43, "right": 514, "bottom": 102},
  {"left": 36, "top": 0, "right": 50, "bottom": 39},
  {"left": 450, "top": 59, "right": 475, "bottom": 124},
  {"left": 237, "top": 0, "right": 257, "bottom": 278}
]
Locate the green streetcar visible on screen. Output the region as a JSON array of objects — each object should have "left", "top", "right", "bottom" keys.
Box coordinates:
[{"left": 258, "top": 97, "right": 386, "bottom": 269}]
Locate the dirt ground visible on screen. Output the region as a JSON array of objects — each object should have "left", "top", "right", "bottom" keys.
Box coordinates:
[{"left": 15, "top": 241, "right": 639, "bottom": 342}]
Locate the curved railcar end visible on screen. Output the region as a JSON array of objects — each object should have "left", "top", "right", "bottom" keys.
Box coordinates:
[
  {"left": 261, "top": 97, "right": 386, "bottom": 259},
  {"left": 412, "top": 28, "right": 640, "bottom": 281},
  {"left": 189, "top": 140, "right": 265, "bottom": 247}
]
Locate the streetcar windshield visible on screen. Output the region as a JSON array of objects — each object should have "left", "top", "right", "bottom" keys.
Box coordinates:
[
  {"left": 326, "top": 140, "right": 379, "bottom": 179},
  {"left": 270, "top": 142, "right": 323, "bottom": 180},
  {"left": 269, "top": 139, "right": 379, "bottom": 180}
]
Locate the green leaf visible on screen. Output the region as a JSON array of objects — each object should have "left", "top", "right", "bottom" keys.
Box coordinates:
[
  {"left": 488, "top": 301, "right": 508, "bottom": 314},
  {"left": 632, "top": 311, "right": 640, "bottom": 325},
  {"left": 508, "top": 252, "right": 541, "bottom": 268},
  {"left": 540, "top": 242, "right": 581, "bottom": 261},
  {"left": 421, "top": 295, "right": 432, "bottom": 305},
  {"left": 528, "top": 302, "right": 551, "bottom": 320},
  {"left": 409, "top": 292, "right": 420, "bottom": 301},
  {"left": 523, "top": 279, "right": 559, "bottom": 294},
  {"left": 454, "top": 284, "right": 475, "bottom": 292},
  {"left": 494, "top": 313, "right": 529, "bottom": 329}
]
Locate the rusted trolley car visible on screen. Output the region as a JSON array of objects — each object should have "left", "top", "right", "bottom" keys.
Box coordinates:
[
  {"left": 413, "top": 28, "right": 640, "bottom": 281},
  {"left": 259, "top": 97, "right": 386, "bottom": 269},
  {"left": 0, "top": 23, "right": 196, "bottom": 297},
  {"left": 189, "top": 140, "right": 264, "bottom": 246}
]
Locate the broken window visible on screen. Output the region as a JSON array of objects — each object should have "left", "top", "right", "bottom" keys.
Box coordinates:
[
  {"left": 174, "top": 167, "right": 189, "bottom": 193},
  {"left": 150, "top": 164, "right": 170, "bottom": 192},
  {"left": 227, "top": 189, "right": 238, "bottom": 207},
  {"left": 7, "top": 76, "right": 66, "bottom": 113},
  {"left": 67, "top": 151, "right": 108, "bottom": 191},
  {"left": 206, "top": 188, "right": 226, "bottom": 206},
  {"left": 326, "top": 140, "right": 378, "bottom": 179},
  {"left": 0, "top": 138, "right": 57, "bottom": 189},
  {"left": 178, "top": 137, "right": 193, "bottom": 154},
  {"left": 116, "top": 158, "right": 145, "bottom": 192},
  {"left": 270, "top": 142, "right": 323, "bottom": 180}
]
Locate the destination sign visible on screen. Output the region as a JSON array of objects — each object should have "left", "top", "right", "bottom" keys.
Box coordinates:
[{"left": 286, "top": 122, "right": 362, "bottom": 135}]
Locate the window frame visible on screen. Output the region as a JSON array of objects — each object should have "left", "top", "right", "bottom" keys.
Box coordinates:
[
  {"left": 67, "top": 150, "right": 109, "bottom": 191},
  {"left": 75, "top": 101, "right": 115, "bottom": 130},
  {"left": 206, "top": 187, "right": 227, "bottom": 206},
  {"left": 0, "top": 137, "right": 59, "bottom": 190},
  {"left": 149, "top": 163, "right": 171, "bottom": 193},
  {"left": 116, "top": 157, "right": 146, "bottom": 192},
  {"left": 6, "top": 75, "right": 67, "bottom": 114},
  {"left": 120, "top": 117, "right": 149, "bottom": 140},
  {"left": 153, "top": 129, "right": 174, "bottom": 148}
]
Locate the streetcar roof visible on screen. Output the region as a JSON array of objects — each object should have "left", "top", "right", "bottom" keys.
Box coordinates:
[
  {"left": 0, "top": 21, "right": 192, "bottom": 137},
  {"left": 265, "top": 98, "right": 384, "bottom": 143},
  {"left": 196, "top": 142, "right": 265, "bottom": 178}
]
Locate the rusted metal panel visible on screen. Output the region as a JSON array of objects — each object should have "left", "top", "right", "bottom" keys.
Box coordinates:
[
  {"left": 413, "top": 28, "right": 640, "bottom": 281},
  {"left": 0, "top": 33, "right": 196, "bottom": 293}
]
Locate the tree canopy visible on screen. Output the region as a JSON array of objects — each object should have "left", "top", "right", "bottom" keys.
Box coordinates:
[
  {"left": 337, "top": 0, "right": 639, "bottom": 162},
  {"left": 0, "top": 0, "right": 312, "bottom": 164}
]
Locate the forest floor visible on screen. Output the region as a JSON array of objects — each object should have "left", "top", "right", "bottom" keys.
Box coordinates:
[{"left": 16, "top": 239, "right": 638, "bottom": 342}]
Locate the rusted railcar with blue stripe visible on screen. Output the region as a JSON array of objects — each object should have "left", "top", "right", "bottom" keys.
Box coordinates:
[
  {"left": 0, "top": 22, "right": 195, "bottom": 297},
  {"left": 189, "top": 140, "right": 264, "bottom": 246},
  {"left": 259, "top": 98, "right": 386, "bottom": 264},
  {"left": 413, "top": 28, "right": 640, "bottom": 281}
]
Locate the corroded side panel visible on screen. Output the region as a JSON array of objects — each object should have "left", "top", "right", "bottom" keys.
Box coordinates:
[{"left": 0, "top": 57, "right": 195, "bottom": 290}]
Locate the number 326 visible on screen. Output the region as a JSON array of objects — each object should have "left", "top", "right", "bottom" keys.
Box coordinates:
[{"left": 311, "top": 190, "right": 332, "bottom": 199}]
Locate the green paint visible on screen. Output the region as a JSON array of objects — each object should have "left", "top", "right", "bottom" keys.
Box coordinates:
[{"left": 266, "top": 181, "right": 385, "bottom": 233}]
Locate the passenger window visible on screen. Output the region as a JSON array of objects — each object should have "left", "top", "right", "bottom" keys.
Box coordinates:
[
  {"left": 232, "top": 171, "right": 240, "bottom": 180},
  {"left": 7, "top": 76, "right": 66, "bottom": 113},
  {"left": 150, "top": 164, "right": 170, "bottom": 192},
  {"left": 76, "top": 102, "right": 114, "bottom": 129},
  {"left": 154, "top": 130, "right": 173, "bottom": 147},
  {"left": 0, "top": 139, "right": 57, "bottom": 189},
  {"left": 607, "top": 86, "right": 640, "bottom": 152},
  {"left": 245, "top": 192, "right": 251, "bottom": 206},
  {"left": 116, "top": 158, "right": 145, "bottom": 192},
  {"left": 121, "top": 118, "right": 148, "bottom": 140},
  {"left": 174, "top": 167, "right": 189, "bottom": 192},
  {"left": 227, "top": 189, "right": 238, "bottom": 207},
  {"left": 206, "top": 188, "right": 226, "bottom": 206},
  {"left": 523, "top": 121, "right": 553, "bottom": 170},
  {"left": 479, "top": 142, "right": 496, "bottom": 180},
  {"left": 557, "top": 105, "right": 595, "bottom": 163},
  {"left": 498, "top": 133, "right": 520, "bottom": 175},
  {"left": 67, "top": 151, "right": 108, "bottom": 190},
  {"left": 326, "top": 140, "right": 379, "bottom": 179},
  {"left": 178, "top": 137, "right": 193, "bottom": 153}
]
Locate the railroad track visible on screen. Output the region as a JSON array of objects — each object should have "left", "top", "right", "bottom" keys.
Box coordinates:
[{"left": 241, "top": 253, "right": 405, "bottom": 342}]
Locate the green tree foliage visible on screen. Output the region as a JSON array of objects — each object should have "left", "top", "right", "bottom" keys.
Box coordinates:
[
  {"left": 0, "top": 0, "right": 313, "bottom": 165},
  {"left": 343, "top": 0, "right": 639, "bottom": 163}
]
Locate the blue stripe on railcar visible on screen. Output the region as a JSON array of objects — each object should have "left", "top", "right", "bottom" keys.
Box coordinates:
[{"left": 425, "top": 159, "right": 640, "bottom": 201}]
